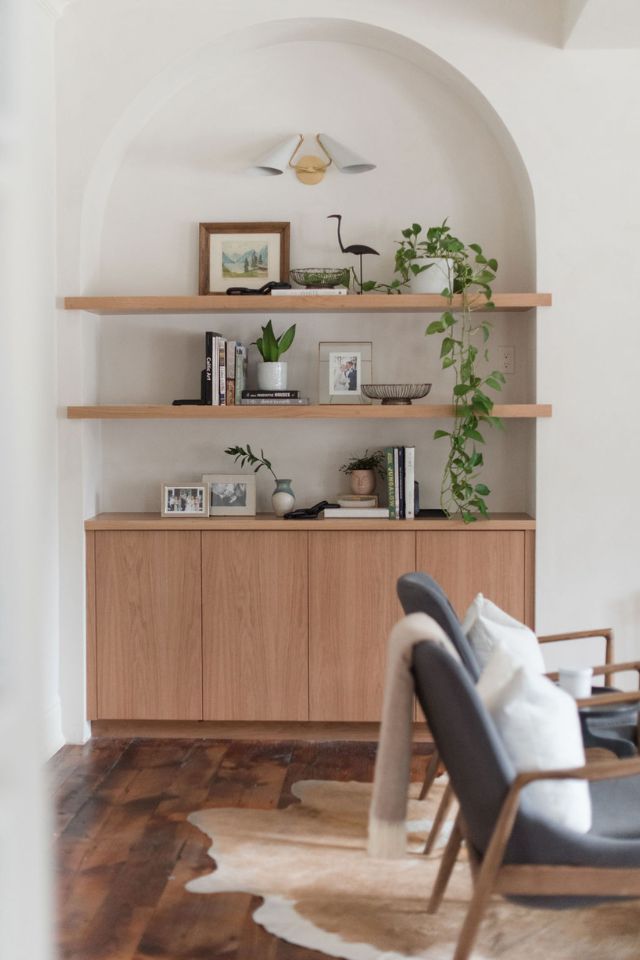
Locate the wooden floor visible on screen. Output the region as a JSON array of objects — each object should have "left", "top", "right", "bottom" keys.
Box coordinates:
[{"left": 51, "top": 737, "right": 433, "bottom": 960}]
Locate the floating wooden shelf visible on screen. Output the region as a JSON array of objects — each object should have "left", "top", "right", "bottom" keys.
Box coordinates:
[
  {"left": 63, "top": 293, "right": 552, "bottom": 315},
  {"left": 85, "top": 512, "right": 536, "bottom": 532},
  {"left": 67, "top": 403, "right": 552, "bottom": 420}
]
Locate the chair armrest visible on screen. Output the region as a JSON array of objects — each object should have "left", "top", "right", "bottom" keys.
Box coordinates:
[
  {"left": 546, "top": 660, "right": 640, "bottom": 685},
  {"left": 575, "top": 690, "right": 640, "bottom": 709},
  {"left": 514, "top": 755, "right": 640, "bottom": 788},
  {"left": 538, "top": 627, "right": 614, "bottom": 664}
]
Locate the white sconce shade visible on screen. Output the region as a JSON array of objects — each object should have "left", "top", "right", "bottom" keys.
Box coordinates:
[
  {"left": 249, "top": 135, "right": 303, "bottom": 176},
  {"left": 317, "top": 133, "right": 376, "bottom": 174}
]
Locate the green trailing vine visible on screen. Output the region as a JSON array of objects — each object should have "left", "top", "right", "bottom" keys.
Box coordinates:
[{"left": 425, "top": 230, "right": 506, "bottom": 522}]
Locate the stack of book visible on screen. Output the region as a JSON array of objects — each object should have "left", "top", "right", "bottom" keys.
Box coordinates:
[
  {"left": 204, "top": 332, "right": 248, "bottom": 405},
  {"left": 385, "top": 446, "right": 416, "bottom": 519},
  {"left": 241, "top": 390, "right": 309, "bottom": 406},
  {"left": 271, "top": 287, "right": 348, "bottom": 297}
]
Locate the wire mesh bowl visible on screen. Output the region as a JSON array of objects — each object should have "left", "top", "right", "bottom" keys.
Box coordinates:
[
  {"left": 360, "top": 383, "right": 432, "bottom": 405},
  {"left": 289, "top": 267, "right": 350, "bottom": 288}
]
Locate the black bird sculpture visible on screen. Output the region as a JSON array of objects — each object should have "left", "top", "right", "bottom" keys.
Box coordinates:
[{"left": 327, "top": 214, "right": 379, "bottom": 294}]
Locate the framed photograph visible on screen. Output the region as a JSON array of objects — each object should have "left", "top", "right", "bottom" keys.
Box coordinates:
[
  {"left": 318, "top": 341, "right": 372, "bottom": 405},
  {"left": 161, "top": 484, "right": 209, "bottom": 517},
  {"left": 202, "top": 473, "right": 256, "bottom": 516},
  {"left": 199, "top": 221, "right": 290, "bottom": 294}
]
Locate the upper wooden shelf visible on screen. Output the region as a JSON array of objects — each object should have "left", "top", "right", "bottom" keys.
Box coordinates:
[
  {"left": 63, "top": 293, "right": 552, "bottom": 315},
  {"left": 67, "top": 403, "right": 552, "bottom": 420},
  {"left": 85, "top": 512, "right": 536, "bottom": 532}
]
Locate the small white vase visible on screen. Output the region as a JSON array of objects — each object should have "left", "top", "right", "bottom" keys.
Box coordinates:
[
  {"left": 408, "top": 257, "right": 455, "bottom": 294},
  {"left": 257, "top": 361, "right": 288, "bottom": 391},
  {"left": 272, "top": 479, "right": 295, "bottom": 517}
]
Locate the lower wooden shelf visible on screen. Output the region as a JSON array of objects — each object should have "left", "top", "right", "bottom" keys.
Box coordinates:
[{"left": 68, "top": 403, "right": 552, "bottom": 420}]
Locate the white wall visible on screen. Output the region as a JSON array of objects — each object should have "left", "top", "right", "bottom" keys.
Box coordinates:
[
  {"left": 56, "top": 0, "right": 640, "bottom": 738},
  {"left": 0, "top": 0, "right": 58, "bottom": 955}
]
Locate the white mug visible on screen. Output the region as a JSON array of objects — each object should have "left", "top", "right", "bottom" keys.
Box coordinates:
[{"left": 558, "top": 667, "right": 593, "bottom": 699}]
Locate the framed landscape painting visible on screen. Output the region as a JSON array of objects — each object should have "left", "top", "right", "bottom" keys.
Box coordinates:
[{"left": 199, "top": 221, "right": 290, "bottom": 294}]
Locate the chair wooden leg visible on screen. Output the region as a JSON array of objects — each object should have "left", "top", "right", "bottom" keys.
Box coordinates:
[
  {"left": 427, "top": 812, "right": 462, "bottom": 914},
  {"left": 419, "top": 748, "right": 440, "bottom": 800},
  {"left": 424, "top": 782, "right": 455, "bottom": 854}
]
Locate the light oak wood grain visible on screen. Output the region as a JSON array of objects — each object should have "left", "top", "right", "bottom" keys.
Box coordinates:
[
  {"left": 85, "top": 512, "right": 536, "bottom": 532},
  {"left": 64, "top": 292, "right": 552, "bottom": 314},
  {"left": 95, "top": 531, "right": 202, "bottom": 720},
  {"left": 90, "top": 719, "right": 432, "bottom": 741},
  {"left": 85, "top": 530, "right": 98, "bottom": 720},
  {"left": 309, "top": 531, "right": 415, "bottom": 721},
  {"left": 67, "top": 402, "right": 552, "bottom": 420},
  {"left": 202, "top": 531, "right": 309, "bottom": 721},
  {"left": 418, "top": 530, "right": 527, "bottom": 623}
]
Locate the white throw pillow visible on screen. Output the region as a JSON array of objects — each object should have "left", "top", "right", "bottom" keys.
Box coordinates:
[
  {"left": 462, "top": 593, "right": 546, "bottom": 674},
  {"left": 481, "top": 658, "right": 592, "bottom": 834}
]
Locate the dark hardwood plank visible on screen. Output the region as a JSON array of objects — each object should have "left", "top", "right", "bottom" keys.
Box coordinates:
[{"left": 52, "top": 737, "right": 432, "bottom": 960}]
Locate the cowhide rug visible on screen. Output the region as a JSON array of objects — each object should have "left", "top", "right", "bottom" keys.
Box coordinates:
[{"left": 187, "top": 779, "right": 640, "bottom": 960}]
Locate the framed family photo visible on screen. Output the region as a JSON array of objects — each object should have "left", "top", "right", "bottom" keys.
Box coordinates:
[
  {"left": 318, "top": 341, "right": 372, "bottom": 405},
  {"left": 198, "top": 221, "right": 290, "bottom": 294},
  {"left": 161, "top": 484, "right": 209, "bottom": 517},
  {"left": 202, "top": 473, "right": 256, "bottom": 516}
]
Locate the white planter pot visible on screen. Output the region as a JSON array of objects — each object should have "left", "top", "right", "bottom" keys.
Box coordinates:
[
  {"left": 408, "top": 257, "right": 455, "bottom": 294},
  {"left": 257, "top": 361, "right": 288, "bottom": 391}
]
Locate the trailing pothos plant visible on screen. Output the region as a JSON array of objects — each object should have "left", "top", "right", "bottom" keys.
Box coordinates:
[
  {"left": 355, "top": 219, "right": 465, "bottom": 294},
  {"left": 425, "top": 230, "right": 506, "bottom": 522}
]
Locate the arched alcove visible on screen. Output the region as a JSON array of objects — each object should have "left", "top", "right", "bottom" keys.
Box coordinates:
[{"left": 81, "top": 17, "right": 537, "bottom": 516}]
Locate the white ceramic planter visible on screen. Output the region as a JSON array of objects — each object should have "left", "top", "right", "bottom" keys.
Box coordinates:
[
  {"left": 257, "top": 361, "right": 288, "bottom": 390},
  {"left": 408, "top": 257, "right": 455, "bottom": 294}
]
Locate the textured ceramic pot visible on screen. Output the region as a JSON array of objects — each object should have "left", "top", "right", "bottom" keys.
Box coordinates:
[
  {"left": 257, "top": 361, "right": 288, "bottom": 390},
  {"left": 349, "top": 469, "right": 376, "bottom": 495},
  {"left": 408, "top": 257, "right": 455, "bottom": 294},
  {"left": 272, "top": 479, "right": 295, "bottom": 517}
]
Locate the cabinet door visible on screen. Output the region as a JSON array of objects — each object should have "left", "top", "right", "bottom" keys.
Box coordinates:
[
  {"left": 309, "top": 531, "right": 415, "bottom": 721},
  {"left": 417, "top": 531, "right": 530, "bottom": 624},
  {"left": 202, "top": 531, "right": 308, "bottom": 721},
  {"left": 95, "top": 531, "right": 202, "bottom": 719}
]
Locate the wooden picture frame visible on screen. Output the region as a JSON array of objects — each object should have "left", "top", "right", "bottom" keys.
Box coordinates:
[
  {"left": 202, "top": 473, "right": 256, "bottom": 516},
  {"left": 161, "top": 484, "right": 209, "bottom": 517},
  {"left": 199, "top": 221, "right": 290, "bottom": 294}
]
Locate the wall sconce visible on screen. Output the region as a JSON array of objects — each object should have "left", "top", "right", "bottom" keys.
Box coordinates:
[{"left": 250, "top": 134, "right": 376, "bottom": 185}]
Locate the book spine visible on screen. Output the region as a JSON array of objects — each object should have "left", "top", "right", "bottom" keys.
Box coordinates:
[
  {"left": 398, "top": 447, "right": 407, "bottom": 520},
  {"left": 405, "top": 446, "right": 415, "bottom": 519},
  {"left": 386, "top": 447, "right": 396, "bottom": 519},
  {"left": 205, "top": 332, "right": 214, "bottom": 405},
  {"left": 242, "top": 390, "right": 299, "bottom": 399},
  {"left": 226, "top": 340, "right": 236, "bottom": 406},
  {"left": 271, "top": 287, "right": 348, "bottom": 296},
  {"left": 234, "top": 344, "right": 242, "bottom": 404},
  {"left": 240, "top": 398, "right": 310, "bottom": 405},
  {"left": 218, "top": 339, "right": 226, "bottom": 405},
  {"left": 393, "top": 447, "right": 400, "bottom": 519}
]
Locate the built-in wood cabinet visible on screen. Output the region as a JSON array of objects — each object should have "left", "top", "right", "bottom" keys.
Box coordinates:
[
  {"left": 202, "top": 531, "right": 308, "bottom": 721},
  {"left": 86, "top": 515, "right": 535, "bottom": 725},
  {"left": 309, "top": 531, "right": 415, "bottom": 721},
  {"left": 92, "top": 530, "right": 202, "bottom": 720}
]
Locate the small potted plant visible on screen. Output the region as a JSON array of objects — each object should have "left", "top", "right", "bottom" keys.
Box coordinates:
[
  {"left": 339, "top": 449, "right": 385, "bottom": 495},
  {"left": 395, "top": 220, "right": 464, "bottom": 294},
  {"left": 254, "top": 319, "right": 296, "bottom": 390},
  {"left": 225, "top": 443, "right": 295, "bottom": 517}
]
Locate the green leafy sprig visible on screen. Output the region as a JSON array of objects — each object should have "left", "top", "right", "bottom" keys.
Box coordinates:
[
  {"left": 339, "top": 449, "right": 386, "bottom": 478},
  {"left": 254, "top": 319, "right": 296, "bottom": 361},
  {"left": 225, "top": 444, "right": 278, "bottom": 482}
]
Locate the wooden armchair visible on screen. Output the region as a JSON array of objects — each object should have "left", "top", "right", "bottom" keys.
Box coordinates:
[
  {"left": 397, "top": 573, "right": 640, "bottom": 852},
  {"left": 413, "top": 638, "right": 640, "bottom": 960}
]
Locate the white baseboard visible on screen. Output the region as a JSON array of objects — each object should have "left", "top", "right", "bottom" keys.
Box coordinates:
[{"left": 43, "top": 698, "right": 65, "bottom": 758}]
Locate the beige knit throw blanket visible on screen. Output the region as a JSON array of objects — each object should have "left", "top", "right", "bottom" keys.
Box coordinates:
[{"left": 368, "top": 612, "right": 459, "bottom": 859}]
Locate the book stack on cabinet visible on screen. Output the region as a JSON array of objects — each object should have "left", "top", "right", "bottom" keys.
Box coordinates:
[{"left": 386, "top": 446, "right": 415, "bottom": 519}]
